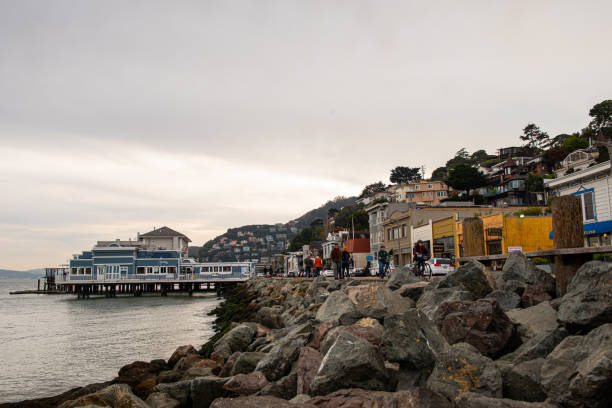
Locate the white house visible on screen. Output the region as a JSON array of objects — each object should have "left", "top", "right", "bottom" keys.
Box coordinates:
[
  {"left": 138, "top": 226, "right": 191, "bottom": 255},
  {"left": 544, "top": 160, "right": 612, "bottom": 247}
]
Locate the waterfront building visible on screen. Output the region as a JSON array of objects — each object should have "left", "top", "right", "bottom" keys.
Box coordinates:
[
  {"left": 394, "top": 181, "right": 449, "bottom": 206},
  {"left": 545, "top": 160, "right": 612, "bottom": 247},
  {"left": 137, "top": 226, "right": 191, "bottom": 253}
]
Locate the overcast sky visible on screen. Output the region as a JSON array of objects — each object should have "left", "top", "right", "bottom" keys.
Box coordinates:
[{"left": 1, "top": 1, "right": 611, "bottom": 269}]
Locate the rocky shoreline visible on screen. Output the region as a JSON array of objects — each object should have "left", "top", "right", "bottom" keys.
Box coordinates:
[{"left": 2, "top": 252, "right": 611, "bottom": 408}]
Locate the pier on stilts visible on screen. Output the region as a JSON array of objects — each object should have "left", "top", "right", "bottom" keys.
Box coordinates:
[{"left": 65, "top": 280, "right": 236, "bottom": 299}]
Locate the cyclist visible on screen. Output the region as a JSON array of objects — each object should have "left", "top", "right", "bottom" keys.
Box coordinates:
[
  {"left": 413, "top": 240, "right": 430, "bottom": 277},
  {"left": 377, "top": 245, "right": 390, "bottom": 279}
]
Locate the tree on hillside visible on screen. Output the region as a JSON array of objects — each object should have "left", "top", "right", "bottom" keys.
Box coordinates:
[
  {"left": 288, "top": 226, "right": 324, "bottom": 251},
  {"left": 588, "top": 100, "right": 612, "bottom": 133},
  {"left": 390, "top": 166, "right": 421, "bottom": 184},
  {"left": 549, "top": 134, "right": 573, "bottom": 148},
  {"left": 542, "top": 147, "right": 566, "bottom": 170},
  {"left": 431, "top": 167, "right": 447, "bottom": 181},
  {"left": 527, "top": 173, "right": 544, "bottom": 192},
  {"left": 334, "top": 206, "right": 369, "bottom": 232},
  {"left": 562, "top": 135, "right": 589, "bottom": 153},
  {"left": 446, "top": 148, "right": 473, "bottom": 169},
  {"left": 520, "top": 123, "right": 550, "bottom": 151},
  {"left": 310, "top": 218, "right": 324, "bottom": 228},
  {"left": 446, "top": 164, "right": 487, "bottom": 193},
  {"left": 470, "top": 149, "right": 494, "bottom": 163},
  {"left": 328, "top": 208, "right": 340, "bottom": 217},
  {"left": 360, "top": 181, "right": 387, "bottom": 197}
]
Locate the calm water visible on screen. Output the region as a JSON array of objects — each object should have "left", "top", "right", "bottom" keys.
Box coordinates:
[{"left": 0, "top": 280, "right": 220, "bottom": 403}]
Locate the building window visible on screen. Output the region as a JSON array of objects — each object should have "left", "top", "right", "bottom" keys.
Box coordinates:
[
  {"left": 388, "top": 229, "right": 392, "bottom": 240},
  {"left": 402, "top": 224, "right": 407, "bottom": 237},
  {"left": 137, "top": 266, "right": 145, "bottom": 274},
  {"left": 582, "top": 191, "right": 596, "bottom": 221},
  {"left": 71, "top": 268, "right": 77, "bottom": 275},
  {"left": 85, "top": 267, "right": 92, "bottom": 275},
  {"left": 428, "top": 184, "right": 432, "bottom": 189},
  {"left": 430, "top": 192, "right": 433, "bottom": 197},
  {"left": 223, "top": 266, "right": 231, "bottom": 272},
  {"left": 415, "top": 185, "right": 420, "bottom": 190},
  {"left": 168, "top": 266, "right": 176, "bottom": 274},
  {"left": 146, "top": 266, "right": 153, "bottom": 274},
  {"left": 504, "top": 167, "right": 511, "bottom": 175},
  {"left": 422, "top": 192, "right": 426, "bottom": 197}
]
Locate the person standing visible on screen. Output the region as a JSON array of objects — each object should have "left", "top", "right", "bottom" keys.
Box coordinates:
[
  {"left": 377, "top": 245, "right": 389, "bottom": 279},
  {"left": 341, "top": 246, "right": 351, "bottom": 279},
  {"left": 304, "top": 253, "right": 314, "bottom": 278},
  {"left": 331, "top": 243, "right": 342, "bottom": 279},
  {"left": 314, "top": 253, "right": 323, "bottom": 277}
]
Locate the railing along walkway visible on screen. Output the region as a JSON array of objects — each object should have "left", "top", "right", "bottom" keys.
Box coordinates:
[{"left": 458, "top": 245, "right": 612, "bottom": 263}]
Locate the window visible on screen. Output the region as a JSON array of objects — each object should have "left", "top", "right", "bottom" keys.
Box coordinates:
[
  {"left": 160, "top": 266, "right": 167, "bottom": 274},
  {"left": 582, "top": 191, "right": 596, "bottom": 221},
  {"left": 414, "top": 185, "right": 420, "bottom": 190},
  {"left": 388, "top": 229, "right": 391, "bottom": 240},
  {"left": 85, "top": 267, "right": 92, "bottom": 275},
  {"left": 153, "top": 266, "right": 160, "bottom": 274},
  {"left": 168, "top": 266, "right": 176, "bottom": 274},
  {"left": 402, "top": 224, "right": 407, "bottom": 237},
  {"left": 428, "top": 184, "right": 432, "bottom": 189},
  {"left": 120, "top": 266, "right": 128, "bottom": 274},
  {"left": 504, "top": 167, "right": 512, "bottom": 175},
  {"left": 137, "top": 266, "right": 145, "bottom": 274},
  {"left": 429, "top": 192, "right": 433, "bottom": 197},
  {"left": 71, "top": 268, "right": 77, "bottom": 275},
  {"left": 223, "top": 266, "right": 231, "bottom": 272},
  {"left": 78, "top": 267, "right": 85, "bottom": 275},
  {"left": 146, "top": 266, "right": 153, "bottom": 274},
  {"left": 422, "top": 192, "right": 426, "bottom": 197}
]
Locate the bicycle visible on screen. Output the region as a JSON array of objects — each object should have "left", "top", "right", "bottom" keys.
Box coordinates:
[{"left": 414, "top": 254, "right": 432, "bottom": 280}]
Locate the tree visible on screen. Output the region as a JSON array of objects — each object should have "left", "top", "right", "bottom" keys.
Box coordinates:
[
  {"left": 562, "top": 135, "right": 589, "bottom": 153},
  {"left": 310, "top": 218, "right": 324, "bottom": 228},
  {"left": 446, "top": 164, "right": 487, "bottom": 192},
  {"left": 334, "top": 206, "right": 369, "bottom": 232},
  {"left": 446, "top": 148, "right": 472, "bottom": 169},
  {"left": 328, "top": 208, "right": 340, "bottom": 217},
  {"left": 360, "top": 181, "right": 387, "bottom": 197},
  {"left": 520, "top": 123, "right": 550, "bottom": 151},
  {"left": 549, "top": 134, "right": 573, "bottom": 148},
  {"left": 470, "top": 149, "right": 493, "bottom": 163},
  {"left": 390, "top": 166, "right": 421, "bottom": 184},
  {"left": 588, "top": 100, "right": 612, "bottom": 133},
  {"left": 527, "top": 173, "right": 544, "bottom": 192},
  {"left": 431, "top": 167, "right": 447, "bottom": 181},
  {"left": 542, "top": 147, "right": 566, "bottom": 170},
  {"left": 288, "top": 226, "right": 324, "bottom": 251}
]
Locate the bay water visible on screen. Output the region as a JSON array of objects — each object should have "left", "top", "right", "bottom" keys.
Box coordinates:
[{"left": 0, "top": 280, "right": 220, "bottom": 403}]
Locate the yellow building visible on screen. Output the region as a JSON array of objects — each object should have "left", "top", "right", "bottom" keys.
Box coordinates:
[
  {"left": 432, "top": 215, "right": 457, "bottom": 259},
  {"left": 455, "top": 213, "right": 553, "bottom": 258}
]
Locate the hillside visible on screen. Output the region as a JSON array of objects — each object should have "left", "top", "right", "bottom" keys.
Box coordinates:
[{"left": 197, "top": 196, "right": 359, "bottom": 262}]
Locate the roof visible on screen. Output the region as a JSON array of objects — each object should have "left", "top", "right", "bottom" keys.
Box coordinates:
[
  {"left": 345, "top": 238, "right": 370, "bottom": 253},
  {"left": 139, "top": 226, "right": 192, "bottom": 242}
]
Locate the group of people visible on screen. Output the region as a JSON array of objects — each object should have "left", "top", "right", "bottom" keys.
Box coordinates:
[
  {"left": 302, "top": 252, "right": 324, "bottom": 278},
  {"left": 376, "top": 240, "right": 430, "bottom": 279},
  {"left": 330, "top": 243, "right": 353, "bottom": 279}
]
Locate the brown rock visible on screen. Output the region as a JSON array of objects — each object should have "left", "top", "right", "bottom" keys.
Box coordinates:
[
  {"left": 296, "top": 347, "right": 323, "bottom": 395},
  {"left": 156, "top": 369, "right": 183, "bottom": 384},
  {"left": 521, "top": 286, "right": 552, "bottom": 308},
  {"left": 434, "top": 298, "right": 514, "bottom": 358},
  {"left": 219, "top": 351, "right": 242, "bottom": 377},
  {"left": 134, "top": 377, "right": 157, "bottom": 398},
  {"left": 223, "top": 371, "right": 270, "bottom": 395},
  {"left": 344, "top": 317, "right": 384, "bottom": 346},
  {"left": 174, "top": 353, "right": 202, "bottom": 371},
  {"left": 210, "top": 395, "right": 316, "bottom": 408},
  {"left": 257, "top": 323, "right": 270, "bottom": 337},
  {"left": 145, "top": 391, "right": 180, "bottom": 408},
  {"left": 307, "top": 321, "right": 337, "bottom": 350},
  {"left": 168, "top": 345, "right": 198, "bottom": 367},
  {"left": 114, "top": 360, "right": 167, "bottom": 394}
]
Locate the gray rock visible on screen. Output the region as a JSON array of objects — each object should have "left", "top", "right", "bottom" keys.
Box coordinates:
[
  {"left": 395, "top": 281, "right": 430, "bottom": 302},
  {"left": 210, "top": 395, "right": 310, "bottom": 408},
  {"left": 437, "top": 260, "right": 495, "bottom": 298},
  {"left": 190, "top": 376, "right": 235, "bottom": 408},
  {"left": 230, "top": 352, "right": 266, "bottom": 376},
  {"left": 59, "top": 384, "right": 148, "bottom": 408},
  {"left": 502, "top": 251, "right": 537, "bottom": 284},
  {"left": 289, "top": 393, "right": 311, "bottom": 404},
  {"left": 223, "top": 371, "right": 269, "bottom": 396},
  {"left": 315, "top": 290, "right": 358, "bottom": 323},
  {"left": 503, "top": 280, "right": 529, "bottom": 296},
  {"left": 256, "top": 307, "right": 285, "bottom": 329},
  {"left": 213, "top": 324, "right": 257, "bottom": 359},
  {"left": 382, "top": 309, "right": 448, "bottom": 369},
  {"left": 255, "top": 323, "right": 313, "bottom": 381},
  {"left": 257, "top": 366, "right": 298, "bottom": 400},
  {"left": 305, "top": 388, "right": 452, "bottom": 407},
  {"left": 386, "top": 266, "right": 419, "bottom": 290},
  {"left": 507, "top": 301, "right": 559, "bottom": 342},
  {"left": 541, "top": 323, "right": 612, "bottom": 408},
  {"left": 557, "top": 261, "right": 612, "bottom": 332},
  {"left": 485, "top": 290, "right": 522, "bottom": 312},
  {"left": 152, "top": 380, "right": 192, "bottom": 406},
  {"left": 434, "top": 298, "right": 515, "bottom": 358},
  {"left": 168, "top": 345, "right": 198, "bottom": 368},
  {"left": 455, "top": 392, "right": 556, "bottom": 408},
  {"left": 145, "top": 392, "right": 180, "bottom": 408},
  {"left": 533, "top": 268, "right": 556, "bottom": 296},
  {"left": 499, "top": 327, "right": 568, "bottom": 364},
  {"left": 427, "top": 342, "right": 502, "bottom": 400},
  {"left": 417, "top": 287, "right": 475, "bottom": 320},
  {"left": 310, "top": 330, "right": 389, "bottom": 395},
  {"left": 501, "top": 358, "right": 547, "bottom": 402},
  {"left": 344, "top": 283, "right": 415, "bottom": 319}
]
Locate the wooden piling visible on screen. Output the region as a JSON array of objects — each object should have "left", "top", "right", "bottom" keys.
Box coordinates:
[
  {"left": 462, "top": 217, "right": 485, "bottom": 257},
  {"left": 552, "top": 195, "right": 586, "bottom": 296}
]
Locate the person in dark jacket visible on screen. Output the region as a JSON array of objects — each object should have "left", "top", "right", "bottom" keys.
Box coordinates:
[
  {"left": 331, "top": 243, "right": 342, "bottom": 279},
  {"left": 304, "top": 253, "right": 314, "bottom": 278},
  {"left": 341, "top": 247, "right": 351, "bottom": 279}
]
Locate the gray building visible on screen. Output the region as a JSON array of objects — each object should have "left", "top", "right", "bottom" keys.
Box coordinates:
[{"left": 366, "top": 201, "right": 411, "bottom": 259}]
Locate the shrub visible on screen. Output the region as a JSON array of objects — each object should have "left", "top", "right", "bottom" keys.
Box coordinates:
[{"left": 513, "top": 207, "right": 543, "bottom": 216}]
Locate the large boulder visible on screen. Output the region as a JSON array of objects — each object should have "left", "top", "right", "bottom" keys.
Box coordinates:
[
  {"left": 190, "top": 376, "right": 236, "bottom": 408},
  {"left": 315, "top": 290, "right": 359, "bottom": 323},
  {"left": 416, "top": 287, "right": 475, "bottom": 320},
  {"left": 257, "top": 367, "right": 298, "bottom": 400},
  {"left": 455, "top": 392, "right": 556, "bottom": 408},
  {"left": 426, "top": 342, "right": 502, "bottom": 400},
  {"left": 307, "top": 321, "right": 337, "bottom": 351},
  {"left": 310, "top": 330, "right": 389, "bottom": 395},
  {"left": 59, "top": 384, "right": 149, "bottom": 408},
  {"left": 437, "top": 261, "right": 495, "bottom": 298},
  {"left": 500, "top": 358, "right": 547, "bottom": 402},
  {"left": 382, "top": 309, "right": 448, "bottom": 370},
  {"left": 386, "top": 266, "right": 419, "bottom": 290},
  {"left": 507, "top": 301, "right": 558, "bottom": 342},
  {"left": 541, "top": 323, "right": 612, "bottom": 408},
  {"left": 213, "top": 323, "right": 257, "bottom": 359},
  {"left": 230, "top": 352, "right": 266, "bottom": 376},
  {"left": 499, "top": 327, "right": 568, "bottom": 364},
  {"left": 434, "top": 298, "right": 514, "bottom": 358},
  {"left": 521, "top": 285, "right": 552, "bottom": 308},
  {"left": 305, "top": 387, "right": 452, "bottom": 407},
  {"left": 152, "top": 379, "right": 193, "bottom": 406},
  {"left": 557, "top": 261, "right": 612, "bottom": 332},
  {"left": 114, "top": 359, "right": 168, "bottom": 399},
  {"left": 255, "top": 323, "right": 313, "bottom": 381},
  {"left": 343, "top": 317, "right": 384, "bottom": 345},
  {"left": 256, "top": 307, "right": 285, "bottom": 329},
  {"left": 223, "top": 371, "right": 269, "bottom": 395},
  {"left": 344, "top": 283, "right": 414, "bottom": 319},
  {"left": 296, "top": 347, "right": 322, "bottom": 395},
  {"left": 210, "top": 395, "right": 314, "bottom": 408},
  {"left": 395, "top": 281, "right": 430, "bottom": 302},
  {"left": 145, "top": 392, "right": 180, "bottom": 408},
  {"left": 502, "top": 251, "right": 537, "bottom": 284},
  {"left": 485, "top": 290, "right": 522, "bottom": 312},
  {"left": 168, "top": 345, "right": 198, "bottom": 368}
]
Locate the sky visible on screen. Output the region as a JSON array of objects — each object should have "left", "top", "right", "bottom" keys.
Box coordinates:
[{"left": 1, "top": 0, "right": 611, "bottom": 269}]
